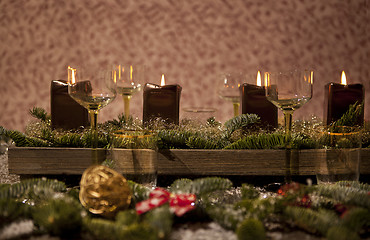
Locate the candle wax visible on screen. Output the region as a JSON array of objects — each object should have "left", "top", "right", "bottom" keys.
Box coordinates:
[
  {"left": 240, "top": 83, "right": 278, "bottom": 129},
  {"left": 51, "top": 80, "right": 89, "bottom": 129},
  {"left": 324, "top": 82, "right": 364, "bottom": 126},
  {"left": 143, "top": 83, "right": 182, "bottom": 125}
]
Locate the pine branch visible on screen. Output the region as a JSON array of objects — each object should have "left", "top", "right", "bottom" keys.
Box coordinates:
[
  {"left": 83, "top": 218, "right": 157, "bottom": 240},
  {"left": 326, "top": 226, "right": 360, "bottom": 240},
  {"left": 224, "top": 114, "right": 260, "bottom": 138},
  {"left": 0, "top": 178, "right": 66, "bottom": 199},
  {"left": 29, "top": 107, "right": 51, "bottom": 122},
  {"left": 284, "top": 206, "right": 339, "bottom": 235},
  {"left": 291, "top": 133, "right": 318, "bottom": 149},
  {"left": 169, "top": 178, "right": 193, "bottom": 193},
  {"left": 240, "top": 184, "right": 260, "bottom": 199},
  {"left": 205, "top": 203, "right": 245, "bottom": 230},
  {"left": 83, "top": 218, "right": 121, "bottom": 240},
  {"left": 25, "top": 136, "right": 50, "bottom": 147},
  {"left": 157, "top": 129, "right": 194, "bottom": 149},
  {"left": 143, "top": 205, "right": 173, "bottom": 239},
  {"left": 170, "top": 177, "right": 233, "bottom": 195},
  {"left": 103, "top": 113, "right": 142, "bottom": 132},
  {"left": 185, "top": 135, "right": 226, "bottom": 149},
  {"left": 81, "top": 130, "right": 110, "bottom": 148},
  {"left": 313, "top": 183, "right": 370, "bottom": 209},
  {"left": 32, "top": 198, "right": 83, "bottom": 237},
  {"left": 5, "top": 129, "right": 49, "bottom": 147},
  {"left": 224, "top": 133, "right": 285, "bottom": 149},
  {"left": 235, "top": 198, "right": 277, "bottom": 220},
  {"left": 335, "top": 181, "right": 370, "bottom": 191},
  {"left": 127, "top": 181, "right": 151, "bottom": 206},
  {"left": 340, "top": 207, "right": 370, "bottom": 232},
  {"left": 5, "top": 129, "right": 30, "bottom": 147},
  {"left": 116, "top": 209, "right": 139, "bottom": 227},
  {"left": 236, "top": 218, "right": 266, "bottom": 240},
  {"left": 0, "top": 198, "right": 30, "bottom": 227},
  {"left": 52, "top": 132, "right": 84, "bottom": 147},
  {"left": 331, "top": 101, "right": 364, "bottom": 128}
]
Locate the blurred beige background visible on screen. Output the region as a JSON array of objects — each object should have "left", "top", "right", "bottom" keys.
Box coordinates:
[{"left": 0, "top": 0, "right": 369, "bottom": 131}]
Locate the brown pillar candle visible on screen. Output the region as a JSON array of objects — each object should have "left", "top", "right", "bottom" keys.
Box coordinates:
[
  {"left": 240, "top": 71, "right": 278, "bottom": 129},
  {"left": 51, "top": 80, "right": 89, "bottom": 129},
  {"left": 324, "top": 71, "right": 364, "bottom": 126},
  {"left": 143, "top": 75, "right": 182, "bottom": 125}
]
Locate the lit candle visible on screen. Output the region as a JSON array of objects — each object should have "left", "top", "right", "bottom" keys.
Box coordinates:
[
  {"left": 324, "top": 71, "right": 364, "bottom": 126},
  {"left": 143, "top": 74, "right": 182, "bottom": 125},
  {"left": 240, "top": 71, "right": 278, "bottom": 129},
  {"left": 50, "top": 80, "right": 89, "bottom": 129}
]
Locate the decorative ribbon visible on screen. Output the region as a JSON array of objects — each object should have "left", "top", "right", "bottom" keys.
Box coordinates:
[{"left": 136, "top": 188, "right": 196, "bottom": 217}]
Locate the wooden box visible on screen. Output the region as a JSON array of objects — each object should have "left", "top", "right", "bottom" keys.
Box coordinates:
[{"left": 8, "top": 147, "right": 370, "bottom": 176}]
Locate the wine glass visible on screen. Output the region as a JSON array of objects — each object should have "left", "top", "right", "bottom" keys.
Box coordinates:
[
  {"left": 218, "top": 73, "right": 244, "bottom": 117},
  {"left": 68, "top": 65, "right": 117, "bottom": 148},
  {"left": 114, "top": 64, "right": 145, "bottom": 117},
  {"left": 265, "top": 70, "right": 313, "bottom": 147}
]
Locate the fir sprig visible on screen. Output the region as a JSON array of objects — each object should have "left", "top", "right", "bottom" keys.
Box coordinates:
[
  {"left": 157, "top": 129, "right": 194, "bottom": 149},
  {"left": 236, "top": 218, "right": 266, "bottom": 240},
  {"left": 284, "top": 206, "right": 339, "bottom": 235},
  {"left": 32, "top": 197, "right": 84, "bottom": 237},
  {"left": 29, "top": 107, "right": 51, "bottom": 122},
  {"left": 186, "top": 135, "right": 226, "bottom": 149},
  {"left": 205, "top": 203, "right": 245, "bottom": 230},
  {"left": 144, "top": 205, "right": 173, "bottom": 239},
  {"left": 83, "top": 217, "right": 157, "bottom": 240},
  {"left": 0, "top": 198, "right": 30, "bottom": 227},
  {"left": 169, "top": 177, "right": 233, "bottom": 195},
  {"left": 224, "top": 133, "right": 285, "bottom": 149},
  {"left": 0, "top": 178, "right": 66, "bottom": 199},
  {"left": 224, "top": 114, "right": 260, "bottom": 138},
  {"left": 313, "top": 183, "right": 370, "bottom": 209},
  {"left": 331, "top": 101, "right": 364, "bottom": 128},
  {"left": 127, "top": 181, "right": 151, "bottom": 206}
]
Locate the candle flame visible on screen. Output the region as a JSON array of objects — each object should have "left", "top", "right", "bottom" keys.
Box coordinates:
[
  {"left": 160, "top": 74, "right": 166, "bottom": 86},
  {"left": 256, "top": 71, "right": 262, "bottom": 87},
  {"left": 130, "top": 65, "right": 133, "bottom": 82},
  {"left": 341, "top": 71, "right": 347, "bottom": 85},
  {"left": 113, "top": 70, "right": 117, "bottom": 83},
  {"left": 310, "top": 71, "right": 314, "bottom": 84},
  {"left": 264, "top": 72, "right": 269, "bottom": 87},
  {"left": 68, "top": 66, "right": 76, "bottom": 84},
  {"left": 118, "top": 65, "right": 121, "bottom": 80}
]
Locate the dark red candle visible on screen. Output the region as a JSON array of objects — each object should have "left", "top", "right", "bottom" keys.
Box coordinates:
[
  {"left": 324, "top": 71, "right": 364, "bottom": 126},
  {"left": 143, "top": 75, "right": 182, "bottom": 125},
  {"left": 240, "top": 72, "right": 278, "bottom": 129},
  {"left": 51, "top": 80, "right": 89, "bottom": 129}
]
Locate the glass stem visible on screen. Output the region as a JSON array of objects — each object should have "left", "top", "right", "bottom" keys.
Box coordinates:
[
  {"left": 123, "top": 95, "right": 132, "bottom": 117},
  {"left": 283, "top": 111, "right": 293, "bottom": 149},
  {"left": 89, "top": 110, "right": 99, "bottom": 149},
  {"left": 233, "top": 102, "right": 240, "bottom": 117}
]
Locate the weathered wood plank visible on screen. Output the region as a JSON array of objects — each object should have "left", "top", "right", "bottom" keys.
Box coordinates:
[
  {"left": 8, "top": 148, "right": 106, "bottom": 175},
  {"left": 7, "top": 147, "right": 370, "bottom": 176}
]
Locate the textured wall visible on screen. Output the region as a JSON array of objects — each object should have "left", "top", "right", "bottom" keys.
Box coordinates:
[{"left": 0, "top": 0, "right": 369, "bottom": 131}]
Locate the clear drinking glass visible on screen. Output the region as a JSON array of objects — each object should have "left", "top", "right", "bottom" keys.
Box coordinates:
[
  {"left": 218, "top": 73, "right": 244, "bottom": 117},
  {"left": 114, "top": 64, "right": 145, "bottom": 117},
  {"left": 182, "top": 107, "right": 217, "bottom": 124},
  {"left": 265, "top": 70, "right": 313, "bottom": 147},
  {"left": 316, "top": 126, "right": 361, "bottom": 184},
  {"left": 68, "top": 65, "right": 117, "bottom": 148},
  {"left": 110, "top": 130, "right": 158, "bottom": 189}
]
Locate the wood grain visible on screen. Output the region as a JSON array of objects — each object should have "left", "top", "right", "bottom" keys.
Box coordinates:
[{"left": 8, "top": 147, "right": 370, "bottom": 176}]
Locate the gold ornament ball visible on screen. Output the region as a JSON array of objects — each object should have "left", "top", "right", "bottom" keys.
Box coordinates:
[{"left": 79, "top": 165, "right": 132, "bottom": 217}]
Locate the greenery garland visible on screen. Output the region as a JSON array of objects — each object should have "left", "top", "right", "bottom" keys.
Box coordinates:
[
  {"left": 1, "top": 177, "right": 368, "bottom": 239},
  {"left": 1, "top": 102, "right": 369, "bottom": 150}
]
